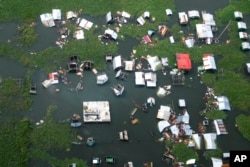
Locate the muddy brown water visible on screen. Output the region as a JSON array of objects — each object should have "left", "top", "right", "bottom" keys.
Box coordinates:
[{"left": 1, "top": 1, "right": 250, "bottom": 166}]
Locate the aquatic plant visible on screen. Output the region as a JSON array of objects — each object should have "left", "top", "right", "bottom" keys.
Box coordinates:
[
  {"left": 204, "top": 109, "right": 227, "bottom": 120},
  {"left": 16, "top": 22, "right": 38, "bottom": 47},
  {"left": 172, "top": 142, "right": 199, "bottom": 163},
  {"left": 203, "top": 148, "right": 223, "bottom": 160}
]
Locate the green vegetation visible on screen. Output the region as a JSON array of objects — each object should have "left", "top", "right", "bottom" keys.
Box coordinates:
[
  {"left": 203, "top": 148, "right": 223, "bottom": 160},
  {"left": 172, "top": 143, "right": 199, "bottom": 163},
  {"left": 1, "top": 0, "right": 250, "bottom": 166},
  {"left": 204, "top": 109, "right": 227, "bottom": 120},
  {"left": 0, "top": 118, "right": 32, "bottom": 167}
]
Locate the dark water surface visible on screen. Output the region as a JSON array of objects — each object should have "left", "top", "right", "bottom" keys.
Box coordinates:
[{"left": 1, "top": 0, "right": 250, "bottom": 166}]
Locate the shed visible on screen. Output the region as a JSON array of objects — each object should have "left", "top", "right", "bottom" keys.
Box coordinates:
[
  {"left": 241, "top": 42, "right": 250, "bottom": 51},
  {"left": 137, "top": 16, "right": 146, "bottom": 25},
  {"left": 165, "top": 9, "right": 173, "bottom": 16},
  {"left": 188, "top": 10, "right": 200, "bottom": 19},
  {"left": 119, "top": 11, "right": 131, "bottom": 18},
  {"left": 216, "top": 96, "right": 231, "bottom": 111},
  {"left": 202, "top": 54, "right": 217, "bottom": 70},
  {"left": 237, "top": 22, "right": 247, "bottom": 31},
  {"left": 178, "top": 99, "right": 186, "bottom": 108},
  {"left": 40, "top": 13, "right": 55, "bottom": 27},
  {"left": 106, "top": 11, "right": 114, "bottom": 24},
  {"left": 135, "top": 71, "right": 145, "bottom": 85},
  {"left": 234, "top": 11, "right": 243, "bottom": 20},
  {"left": 79, "top": 18, "right": 93, "bottom": 30},
  {"left": 113, "top": 55, "right": 123, "bottom": 70},
  {"left": 239, "top": 32, "right": 249, "bottom": 40},
  {"left": 196, "top": 24, "right": 213, "bottom": 39},
  {"left": 143, "top": 11, "right": 150, "bottom": 19},
  {"left": 142, "top": 35, "right": 152, "bottom": 44},
  {"left": 52, "top": 9, "right": 61, "bottom": 20},
  {"left": 176, "top": 53, "right": 192, "bottom": 70},
  {"left": 178, "top": 12, "right": 188, "bottom": 24}
]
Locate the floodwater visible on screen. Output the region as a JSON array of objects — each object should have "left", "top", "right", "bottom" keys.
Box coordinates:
[{"left": 1, "top": 0, "right": 250, "bottom": 166}]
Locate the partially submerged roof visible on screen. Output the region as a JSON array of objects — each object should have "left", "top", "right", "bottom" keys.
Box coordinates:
[
  {"left": 196, "top": 24, "right": 213, "bottom": 39},
  {"left": 156, "top": 105, "right": 171, "bottom": 120},
  {"left": 137, "top": 16, "right": 146, "bottom": 25},
  {"left": 202, "top": 12, "right": 216, "bottom": 26},
  {"left": 104, "top": 28, "right": 118, "bottom": 40},
  {"left": 165, "top": 9, "right": 173, "bottom": 16},
  {"left": 203, "top": 133, "right": 217, "bottom": 149},
  {"left": 158, "top": 120, "right": 170, "bottom": 132},
  {"left": 211, "top": 157, "right": 223, "bottom": 167},
  {"left": 83, "top": 101, "right": 111, "bottom": 123},
  {"left": 176, "top": 53, "right": 192, "bottom": 70},
  {"left": 147, "top": 56, "right": 162, "bottom": 71},
  {"left": 214, "top": 119, "right": 228, "bottom": 135},
  {"left": 145, "top": 72, "right": 157, "bottom": 87},
  {"left": 202, "top": 54, "right": 217, "bottom": 70},
  {"left": 246, "top": 63, "right": 250, "bottom": 73},
  {"left": 241, "top": 42, "right": 250, "bottom": 51},
  {"left": 106, "top": 11, "right": 114, "bottom": 24},
  {"left": 74, "top": 30, "right": 84, "bottom": 40}
]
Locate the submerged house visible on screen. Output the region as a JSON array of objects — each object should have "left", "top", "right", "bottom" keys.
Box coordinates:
[
  {"left": 96, "top": 73, "right": 108, "bottom": 85},
  {"left": 196, "top": 24, "right": 213, "bottom": 44},
  {"left": 42, "top": 72, "right": 59, "bottom": 88},
  {"left": 176, "top": 53, "right": 192, "bottom": 71},
  {"left": 214, "top": 119, "right": 228, "bottom": 135},
  {"left": 68, "top": 56, "right": 80, "bottom": 72},
  {"left": 137, "top": 16, "right": 146, "bottom": 25},
  {"left": 135, "top": 71, "right": 145, "bottom": 86}
]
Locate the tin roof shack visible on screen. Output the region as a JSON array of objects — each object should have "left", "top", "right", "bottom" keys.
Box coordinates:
[
  {"left": 239, "top": 32, "right": 249, "bottom": 40},
  {"left": 196, "top": 24, "right": 213, "bottom": 44},
  {"left": 80, "top": 60, "right": 94, "bottom": 70},
  {"left": 42, "top": 72, "right": 59, "bottom": 88},
  {"left": 96, "top": 73, "right": 108, "bottom": 85},
  {"left": 214, "top": 119, "right": 228, "bottom": 135},
  {"left": 66, "top": 11, "right": 77, "bottom": 20},
  {"left": 40, "top": 13, "right": 55, "bottom": 27},
  {"left": 241, "top": 42, "right": 250, "bottom": 51},
  {"left": 178, "top": 12, "right": 189, "bottom": 25},
  {"left": 83, "top": 101, "right": 111, "bottom": 123},
  {"left": 165, "top": 9, "right": 173, "bottom": 16},
  {"left": 141, "top": 35, "right": 152, "bottom": 44},
  {"left": 176, "top": 53, "right": 192, "bottom": 71},
  {"left": 144, "top": 72, "right": 157, "bottom": 87},
  {"left": 52, "top": 9, "right": 61, "bottom": 20},
  {"left": 234, "top": 11, "right": 243, "bottom": 21},
  {"left": 188, "top": 10, "right": 200, "bottom": 19},
  {"left": 137, "top": 16, "right": 146, "bottom": 26},
  {"left": 158, "top": 25, "right": 168, "bottom": 37},
  {"left": 147, "top": 56, "right": 162, "bottom": 71},
  {"left": 201, "top": 11, "right": 216, "bottom": 26},
  {"left": 113, "top": 55, "right": 123, "bottom": 70},
  {"left": 73, "top": 30, "right": 84, "bottom": 40},
  {"left": 106, "top": 11, "right": 115, "bottom": 24},
  {"left": 203, "top": 133, "right": 217, "bottom": 149},
  {"left": 211, "top": 157, "right": 223, "bottom": 167},
  {"left": 237, "top": 22, "right": 247, "bottom": 31}
]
